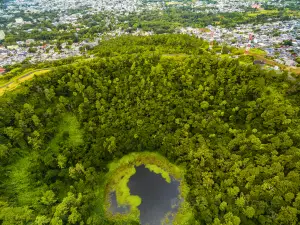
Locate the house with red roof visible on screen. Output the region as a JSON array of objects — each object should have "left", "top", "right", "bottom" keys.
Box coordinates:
[
  {"left": 0, "top": 68, "right": 6, "bottom": 75},
  {"left": 251, "top": 3, "right": 261, "bottom": 9}
]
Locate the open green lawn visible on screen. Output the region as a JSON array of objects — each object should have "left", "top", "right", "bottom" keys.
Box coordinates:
[
  {"left": 48, "top": 114, "right": 83, "bottom": 153},
  {"left": 247, "top": 9, "right": 279, "bottom": 17},
  {"left": 6, "top": 153, "right": 47, "bottom": 207},
  {"left": 0, "top": 69, "right": 51, "bottom": 96},
  {"left": 3, "top": 114, "right": 82, "bottom": 209},
  {"left": 249, "top": 48, "right": 267, "bottom": 56}
]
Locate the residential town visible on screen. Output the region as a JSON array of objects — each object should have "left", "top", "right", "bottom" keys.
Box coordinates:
[
  {"left": 1, "top": 0, "right": 291, "bottom": 15},
  {"left": 0, "top": 0, "right": 299, "bottom": 69},
  {"left": 0, "top": 28, "right": 155, "bottom": 67},
  {"left": 179, "top": 19, "right": 300, "bottom": 67},
  {"left": 194, "top": 0, "right": 258, "bottom": 13},
  {"left": 1, "top": 17, "right": 299, "bottom": 68},
  {"left": 0, "top": 40, "right": 88, "bottom": 67}
]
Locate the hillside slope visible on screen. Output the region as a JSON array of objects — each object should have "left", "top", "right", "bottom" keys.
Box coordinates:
[{"left": 1, "top": 34, "right": 300, "bottom": 225}]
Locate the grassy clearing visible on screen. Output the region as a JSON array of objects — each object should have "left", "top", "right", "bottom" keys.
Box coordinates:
[
  {"left": 161, "top": 53, "right": 189, "bottom": 61},
  {"left": 0, "top": 67, "right": 39, "bottom": 85},
  {"left": 6, "top": 153, "right": 47, "bottom": 207},
  {"left": 104, "top": 152, "right": 193, "bottom": 224},
  {"left": 0, "top": 69, "right": 51, "bottom": 96},
  {"left": 166, "top": 2, "right": 182, "bottom": 5},
  {"left": 249, "top": 48, "right": 266, "bottom": 56},
  {"left": 247, "top": 9, "right": 279, "bottom": 17},
  {"left": 289, "top": 67, "right": 300, "bottom": 75},
  {"left": 246, "top": 52, "right": 300, "bottom": 75},
  {"left": 48, "top": 114, "right": 83, "bottom": 152}
]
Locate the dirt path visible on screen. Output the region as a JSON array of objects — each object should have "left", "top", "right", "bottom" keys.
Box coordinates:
[
  {"left": 249, "top": 53, "right": 300, "bottom": 75},
  {"left": 0, "top": 69, "right": 51, "bottom": 96}
]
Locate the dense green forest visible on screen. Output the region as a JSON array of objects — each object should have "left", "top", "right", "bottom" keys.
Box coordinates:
[{"left": 1, "top": 34, "right": 300, "bottom": 225}]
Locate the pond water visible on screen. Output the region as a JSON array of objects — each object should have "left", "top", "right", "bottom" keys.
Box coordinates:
[
  {"left": 128, "top": 165, "right": 181, "bottom": 225},
  {"left": 109, "top": 191, "right": 130, "bottom": 214}
]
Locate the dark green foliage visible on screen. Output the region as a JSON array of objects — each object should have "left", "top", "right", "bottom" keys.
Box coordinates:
[
  {"left": 1, "top": 34, "right": 300, "bottom": 225},
  {"left": 282, "top": 40, "right": 293, "bottom": 46}
]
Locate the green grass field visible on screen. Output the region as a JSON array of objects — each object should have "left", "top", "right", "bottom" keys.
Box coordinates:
[
  {"left": 0, "top": 69, "right": 51, "bottom": 96},
  {"left": 3, "top": 114, "right": 83, "bottom": 211},
  {"left": 247, "top": 9, "right": 279, "bottom": 18},
  {"left": 249, "top": 48, "right": 267, "bottom": 56},
  {"left": 6, "top": 153, "right": 47, "bottom": 207},
  {"left": 48, "top": 114, "right": 83, "bottom": 153}
]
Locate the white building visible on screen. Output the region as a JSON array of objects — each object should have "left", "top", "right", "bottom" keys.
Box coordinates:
[
  {"left": 0, "top": 30, "right": 5, "bottom": 40},
  {"left": 15, "top": 17, "right": 24, "bottom": 24}
]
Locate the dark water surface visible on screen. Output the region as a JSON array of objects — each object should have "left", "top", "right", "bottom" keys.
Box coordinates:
[
  {"left": 109, "top": 191, "right": 130, "bottom": 214},
  {"left": 127, "top": 165, "right": 181, "bottom": 225}
]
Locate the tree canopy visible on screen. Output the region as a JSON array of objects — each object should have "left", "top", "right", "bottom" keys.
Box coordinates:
[{"left": 1, "top": 34, "right": 300, "bottom": 225}]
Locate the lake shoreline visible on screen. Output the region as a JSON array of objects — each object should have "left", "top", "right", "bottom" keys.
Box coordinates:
[{"left": 102, "top": 152, "right": 193, "bottom": 224}]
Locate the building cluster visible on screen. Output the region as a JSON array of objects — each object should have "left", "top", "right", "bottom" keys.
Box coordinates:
[
  {"left": 0, "top": 28, "right": 153, "bottom": 67},
  {"left": 0, "top": 0, "right": 157, "bottom": 32},
  {"left": 2, "top": 0, "right": 143, "bottom": 14},
  {"left": 1, "top": 18, "right": 299, "bottom": 67},
  {"left": 0, "top": 30, "right": 5, "bottom": 41},
  {"left": 179, "top": 19, "right": 300, "bottom": 66},
  {"left": 263, "top": 0, "right": 298, "bottom": 8},
  {"left": 0, "top": 0, "right": 299, "bottom": 68},
  {"left": 194, "top": 0, "right": 256, "bottom": 13},
  {"left": 0, "top": 40, "right": 92, "bottom": 67},
  {"left": 193, "top": 0, "right": 297, "bottom": 13}
]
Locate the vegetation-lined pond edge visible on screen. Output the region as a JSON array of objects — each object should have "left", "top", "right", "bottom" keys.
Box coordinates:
[{"left": 103, "top": 152, "right": 194, "bottom": 224}]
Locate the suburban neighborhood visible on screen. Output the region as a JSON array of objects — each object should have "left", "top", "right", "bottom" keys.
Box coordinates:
[
  {"left": 0, "top": 0, "right": 299, "bottom": 70},
  {"left": 179, "top": 19, "right": 300, "bottom": 67}
]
